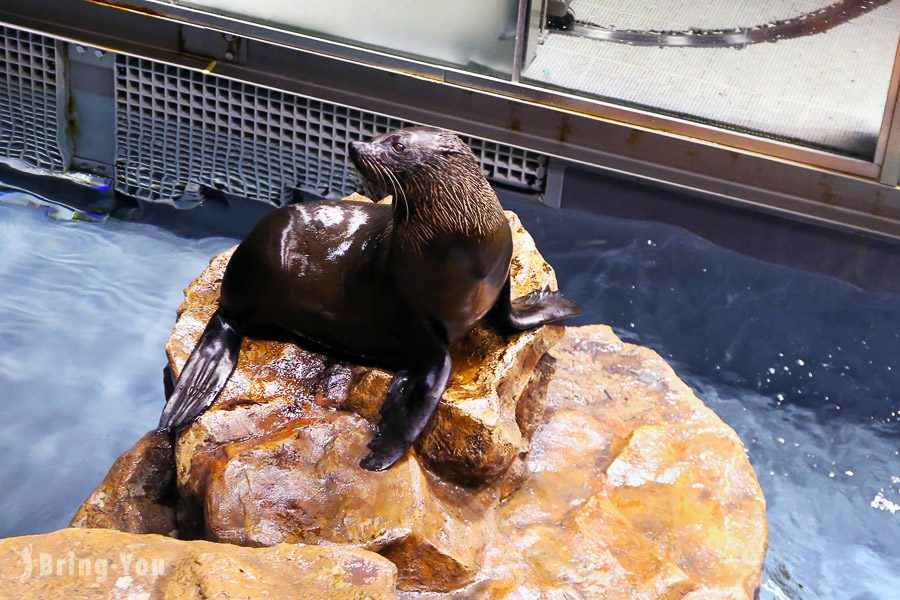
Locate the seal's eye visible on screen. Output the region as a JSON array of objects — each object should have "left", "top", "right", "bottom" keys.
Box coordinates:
[{"left": 391, "top": 142, "right": 406, "bottom": 153}]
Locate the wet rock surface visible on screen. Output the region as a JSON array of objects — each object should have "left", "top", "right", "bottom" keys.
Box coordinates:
[
  {"left": 71, "top": 431, "right": 177, "bottom": 537},
  {"left": 205, "top": 411, "right": 484, "bottom": 592},
  {"left": 73, "top": 206, "right": 766, "bottom": 598},
  {"left": 493, "top": 325, "right": 768, "bottom": 599},
  {"left": 0, "top": 527, "right": 397, "bottom": 599}
]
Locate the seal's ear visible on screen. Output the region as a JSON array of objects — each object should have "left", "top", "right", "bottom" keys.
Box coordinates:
[
  {"left": 440, "top": 141, "right": 470, "bottom": 157},
  {"left": 434, "top": 130, "right": 473, "bottom": 158}
]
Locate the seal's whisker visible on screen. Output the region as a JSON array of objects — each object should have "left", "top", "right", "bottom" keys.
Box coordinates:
[
  {"left": 374, "top": 163, "right": 389, "bottom": 200},
  {"left": 364, "top": 157, "right": 388, "bottom": 202},
  {"left": 386, "top": 169, "right": 410, "bottom": 224},
  {"left": 385, "top": 171, "right": 409, "bottom": 221},
  {"left": 379, "top": 164, "right": 408, "bottom": 223},
  {"left": 356, "top": 156, "right": 374, "bottom": 197},
  {"left": 370, "top": 161, "right": 395, "bottom": 213}
]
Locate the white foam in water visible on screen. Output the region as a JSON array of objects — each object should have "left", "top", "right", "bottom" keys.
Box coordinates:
[
  {"left": 0, "top": 197, "right": 237, "bottom": 537},
  {"left": 0, "top": 195, "right": 898, "bottom": 599},
  {"left": 871, "top": 490, "right": 900, "bottom": 515}
]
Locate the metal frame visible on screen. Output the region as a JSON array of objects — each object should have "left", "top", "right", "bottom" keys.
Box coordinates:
[
  {"left": 511, "top": 0, "right": 529, "bottom": 83},
  {"left": 518, "top": 0, "right": 545, "bottom": 85},
  {"left": 0, "top": 27, "right": 72, "bottom": 173},
  {"left": 0, "top": 0, "right": 899, "bottom": 240},
  {"left": 879, "top": 38, "right": 900, "bottom": 186},
  {"left": 46, "top": 0, "right": 898, "bottom": 178},
  {"left": 109, "top": 53, "right": 546, "bottom": 206}
]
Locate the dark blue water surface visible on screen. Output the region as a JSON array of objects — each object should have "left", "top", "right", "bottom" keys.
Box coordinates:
[{"left": 0, "top": 194, "right": 897, "bottom": 598}]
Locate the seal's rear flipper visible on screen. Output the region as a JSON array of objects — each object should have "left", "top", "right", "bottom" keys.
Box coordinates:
[
  {"left": 156, "top": 309, "right": 242, "bottom": 434},
  {"left": 489, "top": 277, "right": 581, "bottom": 334},
  {"left": 360, "top": 351, "right": 451, "bottom": 472}
]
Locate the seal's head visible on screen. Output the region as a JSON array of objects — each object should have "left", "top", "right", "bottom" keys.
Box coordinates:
[{"left": 349, "top": 127, "right": 491, "bottom": 215}]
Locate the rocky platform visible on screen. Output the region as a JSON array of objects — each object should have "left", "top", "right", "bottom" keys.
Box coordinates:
[
  {"left": 3, "top": 206, "right": 767, "bottom": 599},
  {"left": 0, "top": 528, "right": 397, "bottom": 599}
]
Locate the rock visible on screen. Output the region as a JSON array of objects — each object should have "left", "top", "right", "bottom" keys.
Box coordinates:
[
  {"left": 204, "top": 410, "right": 484, "bottom": 592},
  {"left": 400, "top": 326, "right": 766, "bottom": 598},
  {"left": 0, "top": 527, "right": 397, "bottom": 599},
  {"left": 77, "top": 323, "right": 767, "bottom": 598},
  {"left": 343, "top": 317, "right": 562, "bottom": 486},
  {"left": 492, "top": 325, "right": 768, "bottom": 599},
  {"left": 342, "top": 192, "right": 374, "bottom": 203},
  {"left": 75, "top": 201, "right": 767, "bottom": 597},
  {"left": 70, "top": 431, "right": 177, "bottom": 537},
  {"left": 605, "top": 424, "right": 766, "bottom": 590}
]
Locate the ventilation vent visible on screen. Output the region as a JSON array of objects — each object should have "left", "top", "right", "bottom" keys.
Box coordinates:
[
  {"left": 0, "top": 26, "right": 70, "bottom": 173},
  {"left": 114, "top": 55, "right": 545, "bottom": 206}
]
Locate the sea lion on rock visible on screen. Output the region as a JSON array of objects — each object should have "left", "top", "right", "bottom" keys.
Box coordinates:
[{"left": 157, "top": 127, "right": 580, "bottom": 470}]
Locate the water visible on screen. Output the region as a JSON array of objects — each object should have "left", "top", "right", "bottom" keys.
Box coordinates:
[
  {"left": 0, "top": 194, "right": 898, "bottom": 598},
  {"left": 0, "top": 198, "right": 237, "bottom": 537}
]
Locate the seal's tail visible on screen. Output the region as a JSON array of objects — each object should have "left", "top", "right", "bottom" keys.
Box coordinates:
[{"left": 157, "top": 309, "right": 242, "bottom": 433}]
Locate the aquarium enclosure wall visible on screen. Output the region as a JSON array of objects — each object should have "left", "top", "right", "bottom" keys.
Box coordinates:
[{"left": 1, "top": 0, "right": 899, "bottom": 238}]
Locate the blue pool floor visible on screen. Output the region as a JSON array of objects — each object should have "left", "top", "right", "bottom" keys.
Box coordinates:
[{"left": 0, "top": 194, "right": 898, "bottom": 599}]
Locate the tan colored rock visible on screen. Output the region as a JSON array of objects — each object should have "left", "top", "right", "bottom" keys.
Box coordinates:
[
  {"left": 75, "top": 201, "right": 767, "bottom": 597},
  {"left": 603, "top": 424, "right": 765, "bottom": 597},
  {"left": 492, "top": 325, "right": 768, "bottom": 600},
  {"left": 0, "top": 527, "right": 397, "bottom": 599},
  {"left": 343, "top": 191, "right": 375, "bottom": 203},
  {"left": 204, "top": 411, "right": 484, "bottom": 592},
  {"left": 406, "top": 326, "right": 766, "bottom": 598},
  {"left": 71, "top": 431, "right": 177, "bottom": 537},
  {"left": 77, "top": 323, "right": 767, "bottom": 598},
  {"left": 343, "top": 192, "right": 392, "bottom": 205}
]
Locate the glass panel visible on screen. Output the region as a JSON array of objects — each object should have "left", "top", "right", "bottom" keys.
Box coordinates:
[
  {"left": 175, "top": 0, "right": 520, "bottom": 78},
  {"left": 523, "top": 1, "right": 900, "bottom": 160}
]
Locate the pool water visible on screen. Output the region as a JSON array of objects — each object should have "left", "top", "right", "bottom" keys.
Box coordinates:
[
  {"left": 0, "top": 194, "right": 898, "bottom": 598},
  {"left": 0, "top": 198, "right": 236, "bottom": 537}
]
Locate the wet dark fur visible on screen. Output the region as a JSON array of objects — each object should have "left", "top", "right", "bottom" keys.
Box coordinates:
[{"left": 351, "top": 128, "right": 506, "bottom": 256}]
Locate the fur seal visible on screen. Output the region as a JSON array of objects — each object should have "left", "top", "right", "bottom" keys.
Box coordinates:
[{"left": 158, "top": 127, "right": 580, "bottom": 471}]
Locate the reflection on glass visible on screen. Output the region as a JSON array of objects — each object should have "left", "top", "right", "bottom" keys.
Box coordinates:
[
  {"left": 524, "top": 0, "right": 900, "bottom": 159},
  {"left": 176, "top": 0, "right": 520, "bottom": 78}
]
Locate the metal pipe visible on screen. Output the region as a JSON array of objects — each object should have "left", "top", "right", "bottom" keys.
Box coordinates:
[
  {"left": 511, "top": 0, "right": 530, "bottom": 83},
  {"left": 561, "top": 0, "right": 892, "bottom": 49}
]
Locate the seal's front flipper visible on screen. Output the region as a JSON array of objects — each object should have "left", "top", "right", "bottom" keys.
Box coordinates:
[
  {"left": 489, "top": 277, "right": 581, "bottom": 334},
  {"left": 157, "top": 309, "right": 242, "bottom": 434},
  {"left": 360, "top": 351, "right": 451, "bottom": 472},
  {"left": 163, "top": 363, "right": 175, "bottom": 399}
]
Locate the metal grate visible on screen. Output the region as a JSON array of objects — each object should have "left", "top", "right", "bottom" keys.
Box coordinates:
[
  {"left": 0, "top": 26, "right": 70, "bottom": 173},
  {"left": 114, "top": 55, "right": 545, "bottom": 206}
]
